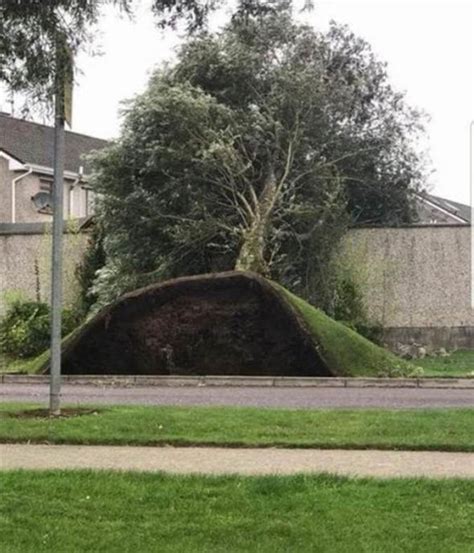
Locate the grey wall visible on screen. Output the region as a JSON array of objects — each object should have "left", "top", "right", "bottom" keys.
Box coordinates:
[
  {"left": 342, "top": 225, "right": 473, "bottom": 348},
  {"left": 0, "top": 158, "right": 12, "bottom": 222},
  {"left": 0, "top": 225, "right": 89, "bottom": 316}
]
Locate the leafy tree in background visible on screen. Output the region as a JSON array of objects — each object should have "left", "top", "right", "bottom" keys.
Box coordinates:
[
  {"left": 90, "top": 0, "right": 426, "bottom": 310},
  {"left": 0, "top": 0, "right": 231, "bottom": 108}
]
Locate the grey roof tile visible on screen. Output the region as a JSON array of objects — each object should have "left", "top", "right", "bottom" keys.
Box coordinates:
[{"left": 0, "top": 113, "right": 109, "bottom": 174}]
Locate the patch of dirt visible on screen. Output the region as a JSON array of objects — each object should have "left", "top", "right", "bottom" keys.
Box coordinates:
[
  {"left": 6, "top": 408, "right": 101, "bottom": 419},
  {"left": 58, "top": 272, "right": 332, "bottom": 377}
]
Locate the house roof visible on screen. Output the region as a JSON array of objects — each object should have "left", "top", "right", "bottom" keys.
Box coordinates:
[
  {"left": 417, "top": 192, "right": 471, "bottom": 224},
  {"left": 0, "top": 113, "right": 109, "bottom": 175},
  {"left": 426, "top": 194, "right": 471, "bottom": 223}
]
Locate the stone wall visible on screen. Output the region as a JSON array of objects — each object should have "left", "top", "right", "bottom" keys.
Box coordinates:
[
  {"left": 342, "top": 225, "right": 473, "bottom": 349},
  {"left": 0, "top": 223, "right": 89, "bottom": 316}
]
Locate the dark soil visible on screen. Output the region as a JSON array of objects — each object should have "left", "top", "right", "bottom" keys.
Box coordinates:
[
  {"left": 59, "top": 272, "right": 332, "bottom": 377},
  {"left": 6, "top": 408, "right": 101, "bottom": 419}
]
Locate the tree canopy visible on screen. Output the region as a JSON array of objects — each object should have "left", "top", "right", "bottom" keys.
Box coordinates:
[
  {"left": 89, "top": 1, "right": 426, "bottom": 309},
  {"left": 0, "top": 0, "right": 222, "bottom": 108}
]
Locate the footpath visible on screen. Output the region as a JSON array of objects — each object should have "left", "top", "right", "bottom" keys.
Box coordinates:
[{"left": 2, "top": 443, "right": 473, "bottom": 479}]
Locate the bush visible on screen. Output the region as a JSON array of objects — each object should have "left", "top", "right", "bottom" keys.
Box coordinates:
[
  {"left": 0, "top": 299, "right": 79, "bottom": 358},
  {"left": 332, "top": 276, "right": 383, "bottom": 345},
  {"left": 75, "top": 225, "right": 106, "bottom": 316}
]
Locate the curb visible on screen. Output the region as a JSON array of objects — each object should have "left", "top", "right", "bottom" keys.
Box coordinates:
[{"left": 1, "top": 374, "right": 473, "bottom": 389}]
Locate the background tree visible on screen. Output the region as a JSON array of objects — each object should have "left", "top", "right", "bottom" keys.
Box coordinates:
[
  {"left": 90, "top": 1, "right": 426, "bottom": 310},
  {"left": 0, "top": 0, "right": 226, "bottom": 110}
]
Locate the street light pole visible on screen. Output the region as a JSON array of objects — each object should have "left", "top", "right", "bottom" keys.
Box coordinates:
[{"left": 49, "top": 60, "right": 65, "bottom": 417}]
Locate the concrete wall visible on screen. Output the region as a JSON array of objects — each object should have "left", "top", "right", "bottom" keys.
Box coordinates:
[
  {"left": 0, "top": 224, "right": 89, "bottom": 316},
  {"left": 342, "top": 225, "right": 473, "bottom": 349},
  {"left": 0, "top": 158, "right": 12, "bottom": 222}
]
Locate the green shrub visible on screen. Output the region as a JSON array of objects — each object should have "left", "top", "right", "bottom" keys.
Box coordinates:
[
  {"left": 332, "top": 276, "right": 383, "bottom": 345},
  {"left": 0, "top": 299, "right": 79, "bottom": 358},
  {"left": 75, "top": 225, "right": 106, "bottom": 317}
]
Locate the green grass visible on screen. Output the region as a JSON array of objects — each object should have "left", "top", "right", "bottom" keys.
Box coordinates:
[
  {"left": 0, "top": 350, "right": 49, "bottom": 374},
  {"left": 1, "top": 470, "right": 473, "bottom": 552},
  {"left": 417, "top": 350, "right": 474, "bottom": 377},
  {"left": 277, "top": 285, "right": 417, "bottom": 377},
  {"left": 1, "top": 404, "right": 473, "bottom": 451}
]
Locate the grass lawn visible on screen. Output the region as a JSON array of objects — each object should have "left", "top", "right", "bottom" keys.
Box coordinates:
[
  {"left": 1, "top": 404, "right": 473, "bottom": 451},
  {"left": 0, "top": 350, "right": 49, "bottom": 374},
  {"left": 417, "top": 350, "right": 474, "bottom": 377},
  {"left": 1, "top": 471, "right": 473, "bottom": 553}
]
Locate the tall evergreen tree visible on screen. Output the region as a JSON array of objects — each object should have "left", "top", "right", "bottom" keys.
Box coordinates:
[{"left": 90, "top": 1, "right": 426, "bottom": 308}]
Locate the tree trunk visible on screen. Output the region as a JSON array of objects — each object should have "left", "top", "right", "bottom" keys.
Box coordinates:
[{"left": 235, "top": 168, "right": 278, "bottom": 275}]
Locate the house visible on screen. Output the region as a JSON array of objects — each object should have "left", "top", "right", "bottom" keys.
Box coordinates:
[
  {"left": 415, "top": 191, "right": 470, "bottom": 225},
  {"left": 0, "top": 112, "right": 108, "bottom": 223}
]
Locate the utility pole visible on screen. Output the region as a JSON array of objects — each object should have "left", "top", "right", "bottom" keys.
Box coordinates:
[{"left": 49, "top": 43, "right": 66, "bottom": 416}]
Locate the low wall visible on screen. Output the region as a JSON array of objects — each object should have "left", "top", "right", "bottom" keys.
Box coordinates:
[
  {"left": 343, "top": 225, "right": 473, "bottom": 349},
  {"left": 0, "top": 222, "right": 89, "bottom": 316}
]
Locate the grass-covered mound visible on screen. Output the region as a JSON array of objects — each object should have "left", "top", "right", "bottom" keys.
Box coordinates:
[
  {"left": 40, "top": 271, "right": 414, "bottom": 377},
  {"left": 276, "top": 286, "right": 415, "bottom": 377}
]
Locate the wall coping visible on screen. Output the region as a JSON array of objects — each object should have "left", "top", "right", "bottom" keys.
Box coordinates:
[
  {"left": 1, "top": 374, "right": 473, "bottom": 389},
  {"left": 350, "top": 223, "right": 470, "bottom": 230},
  {"left": 0, "top": 220, "right": 90, "bottom": 235}
]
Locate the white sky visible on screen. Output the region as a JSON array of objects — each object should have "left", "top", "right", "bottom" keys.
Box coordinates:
[{"left": 1, "top": 0, "right": 472, "bottom": 204}]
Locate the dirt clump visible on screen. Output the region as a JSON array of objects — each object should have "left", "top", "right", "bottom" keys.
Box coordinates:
[{"left": 57, "top": 272, "right": 332, "bottom": 377}]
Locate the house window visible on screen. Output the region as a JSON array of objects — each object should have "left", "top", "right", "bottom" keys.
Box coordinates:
[{"left": 84, "top": 187, "right": 95, "bottom": 216}]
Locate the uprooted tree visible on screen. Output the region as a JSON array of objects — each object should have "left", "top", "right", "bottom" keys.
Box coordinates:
[
  {"left": 89, "top": 1, "right": 426, "bottom": 310},
  {"left": 54, "top": 272, "right": 416, "bottom": 377}
]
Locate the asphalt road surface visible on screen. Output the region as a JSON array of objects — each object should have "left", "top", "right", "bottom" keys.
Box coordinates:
[{"left": 1, "top": 383, "right": 473, "bottom": 409}]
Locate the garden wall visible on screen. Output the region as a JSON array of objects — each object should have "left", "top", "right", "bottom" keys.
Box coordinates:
[
  {"left": 342, "top": 225, "right": 473, "bottom": 349},
  {"left": 0, "top": 222, "right": 89, "bottom": 316}
]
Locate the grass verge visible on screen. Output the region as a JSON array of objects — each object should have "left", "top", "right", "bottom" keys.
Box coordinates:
[
  {"left": 1, "top": 404, "right": 473, "bottom": 451},
  {"left": 0, "top": 350, "right": 48, "bottom": 374},
  {"left": 417, "top": 350, "right": 474, "bottom": 377},
  {"left": 1, "top": 471, "right": 473, "bottom": 553}
]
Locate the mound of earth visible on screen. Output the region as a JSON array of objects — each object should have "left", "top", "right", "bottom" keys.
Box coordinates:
[{"left": 52, "top": 271, "right": 414, "bottom": 377}]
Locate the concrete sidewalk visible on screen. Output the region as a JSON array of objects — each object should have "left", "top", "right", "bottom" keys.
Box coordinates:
[
  {"left": 1, "top": 444, "right": 473, "bottom": 479},
  {"left": 3, "top": 374, "right": 474, "bottom": 388}
]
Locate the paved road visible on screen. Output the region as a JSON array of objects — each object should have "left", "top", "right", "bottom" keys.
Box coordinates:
[
  {"left": 1, "top": 383, "right": 473, "bottom": 408},
  {"left": 2, "top": 443, "right": 473, "bottom": 478}
]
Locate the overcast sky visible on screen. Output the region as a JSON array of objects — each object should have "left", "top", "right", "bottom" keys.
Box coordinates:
[{"left": 1, "top": 0, "right": 472, "bottom": 204}]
